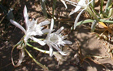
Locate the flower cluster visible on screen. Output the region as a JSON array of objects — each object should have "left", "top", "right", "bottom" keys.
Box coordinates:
[{"left": 10, "top": 6, "right": 72, "bottom": 57}]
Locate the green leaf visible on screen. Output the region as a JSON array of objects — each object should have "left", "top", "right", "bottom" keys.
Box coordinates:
[
  {"left": 108, "top": 8, "right": 113, "bottom": 18},
  {"left": 100, "top": 19, "right": 113, "bottom": 23},
  {"left": 100, "top": 0, "right": 104, "bottom": 14},
  {"left": 104, "top": 0, "right": 112, "bottom": 13},
  {"left": 52, "top": 0, "right": 57, "bottom": 18},
  {"left": 41, "top": 0, "right": 48, "bottom": 18},
  {"left": 76, "top": 19, "right": 94, "bottom": 26},
  {"left": 91, "top": 20, "right": 97, "bottom": 32},
  {"left": 71, "top": 19, "right": 94, "bottom": 30},
  {"left": 91, "top": 0, "right": 95, "bottom": 8}
]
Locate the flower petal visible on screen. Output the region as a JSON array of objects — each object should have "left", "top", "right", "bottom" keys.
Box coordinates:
[
  {"left": 64, "top": 40, "right": 72, "bottom": 44},
  {"left": 10, "top": 19, "right": 26, "bottom": 33},
  {"left": 48, "top": 18, "right": 54, "bottom": 37},
  {"left": 42, "top": 29, "right": 50, "bottom": 34},
  {"left": 69, "top": 5, "right": 81, "bottom": 16},
  {"left": 31, "top": 37, "right": 46, "bottom": 46},
  {"left": 23, "top": 5, "right": 29, "bottom": 30},
  {"left": 74, "top": 9, "right": 85, "bottom": 29},
  {"left": 52, "top": 44, "right": 66, "bottom": 55},
  {"left": 48, "top": 45, "right": 53, "bottom": 57},
  {"left": 50, "top": 18, "right": 54, "bottom": 32},
  {"left": 61, "top": 0, "right": 67, "bottom": 9},
  {"left": 39, "top": 20, "right": 50, "bottom": 26},
  {"left": 87, "top": 0, "right": 93, "bottom": 6},
  {"left": 56, "top": 27, "right": 64, "bottom": 34},
  {"left": 69, "top": 0, "right": 86, "bottom": 16},
  {"left": 59, "top": 51, "right": 67, "bottom": 56}
]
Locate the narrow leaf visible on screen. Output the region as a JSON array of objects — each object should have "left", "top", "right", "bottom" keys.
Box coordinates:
[
  {"left": 76, "top": 19, "right": 94, "bottom": 26},
  {"left": 100, "top": 19, "right": 113, "bottom": 23},
  {"left": 91, "top": 20, "right": 97, "bottom": 32},
  {"left": 41, "top": 0, "right": 48, "bottom": 18}
]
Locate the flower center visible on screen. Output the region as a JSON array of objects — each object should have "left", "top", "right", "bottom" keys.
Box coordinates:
[{"left": 50, "top": 33, "right": 59, "bottom": 43}]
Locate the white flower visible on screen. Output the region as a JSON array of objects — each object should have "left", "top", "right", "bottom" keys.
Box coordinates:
[
  {"left": 61, "top": 0, "right": 68, "bottom": 9},
  {"left": 61, "top": 0, "right": 77, "bottom": 9},
  {"left": 44, "top": 18, "right": 72, "bottom": 56},
  {"left": 69, "top": 0, "right": 93, "bottom": 29},
  {"left": 69, "top": 0, "right": 93, "bottom": 15},
  {"left": 10, "top": 6, "right": 50, "bottom": 45}
]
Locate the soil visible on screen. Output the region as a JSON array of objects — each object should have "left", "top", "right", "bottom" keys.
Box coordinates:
[{"left": 0, "top": 0, "right": 113, "bottom": 71}]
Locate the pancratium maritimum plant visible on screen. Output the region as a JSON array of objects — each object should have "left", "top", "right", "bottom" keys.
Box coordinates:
[
  {"left": 10, "top": 5, "right": 72, "bottom": 71},
  {"left": 69, "top": 0, "right": 94, "bottom": 29},
  {"left": 10, "top": 6, "right": 50, "bottom": 45},
  {"left": 44, "top": 18, "right": 72, "bottom": 56}
]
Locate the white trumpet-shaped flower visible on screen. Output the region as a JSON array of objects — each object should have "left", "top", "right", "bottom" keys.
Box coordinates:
[
  {"left": 69, "top": 0, "right": 93, "bottom": 29},
  {"left": 10, "top": 6, "right": 50, "bottom": 45},
  {"left": 44, "top": 18, "right": 72, "bottom": 56}
]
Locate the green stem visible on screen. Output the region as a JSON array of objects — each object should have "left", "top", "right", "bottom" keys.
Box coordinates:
[
  {"left": 26, "top": 43, "right": 50, "bottom": 54},
  {"left": 25, "top": 48, "right": 49, "bottom": 71}
]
